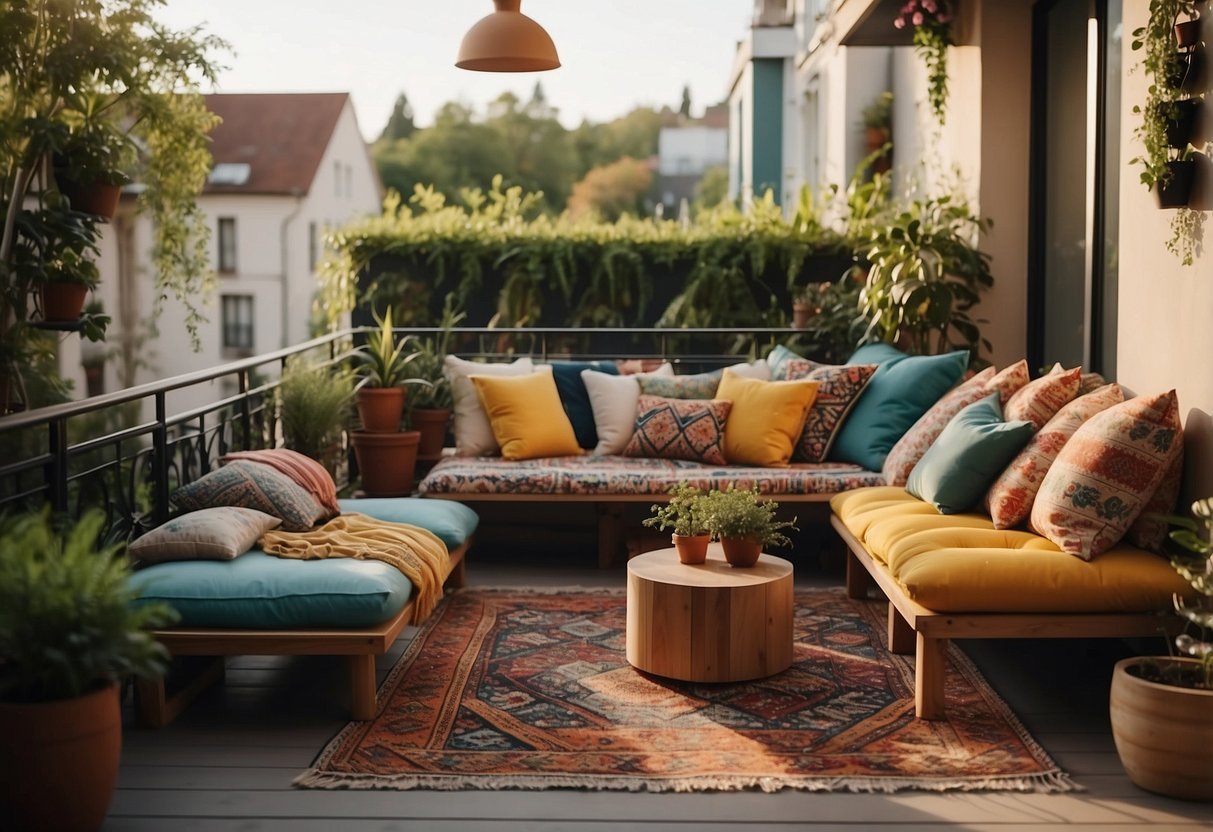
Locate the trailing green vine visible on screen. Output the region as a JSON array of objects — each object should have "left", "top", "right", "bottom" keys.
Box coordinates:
[{"left": 895, "top": 1, "right": 954, "bottom": 125}]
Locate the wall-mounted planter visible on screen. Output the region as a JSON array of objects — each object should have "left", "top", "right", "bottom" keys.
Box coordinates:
[
  {"left": 1174, "top": 16, "right": 1201, "bottom": 49},
  {"left": 1162, "top": 98, "right": 1202, "bottom": 148},
  {"left": 54, "top": 175, "right": 122, "bottom": 221},
  {"left": 1155, "top": 159, "right": 1197, "bottom": 208}
]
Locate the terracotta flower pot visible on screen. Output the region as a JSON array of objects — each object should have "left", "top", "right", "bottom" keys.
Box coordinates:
[
  {"left": 792, "top": 302, "right": 813, "bottom": 330},
  {"left": 1110, "top": 657, "right": 1213, "bottom": 801},
  {"left": 672, "top": 533, "right": 710, "bottom": 564},
  {"left": 56, "top": 177, "right": 122, "bottom": 221},
  {"left": 720, "top": 536, "right": 763, "bottom": 568},
  {"left": 356, "top": 387, "right": 406, "bottom": 432},
  {"left": 39, "top": 282, "right": 89, "bottom": 323},
  {"left": 0, "top": 682, "right": 122, "bottom": 832},
  {"left": 411, "top": 408, "right": 451, "bottom": 457},
  {"left": 351, "top": 429, "right": 420, "bottom": 496}
]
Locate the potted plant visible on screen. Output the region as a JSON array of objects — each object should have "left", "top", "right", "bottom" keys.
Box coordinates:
[
  {"left": 643, "top": 483, "right": 711, "bottom": 564},
  {"left": 277, "top": 356, "right": 355, "bottom": 476},
  {"left": 0, "top": 509, "right": 176, "bottom": 832},
  {"left": 791, "top": 287, "right": 817, "bottom": 330},
  {"left": 700, "top": 485, "right": 798, "bottom": 568},
  {"left": 1109, "top": 496, "right": 1213, "bottom": 800},
  {"left": 350, "top": 307, "right": 430, "bottom": 496},
  {"left": 858, "top": 192, "right": 994, "bottom": 366},
  {"left": 401, "top": 302, "right": 464, "bottom": 459},
  {"left": 893, "top": 1, "right": 954, "bottom": 124},
  {"left": 53, "top": 112, "right": 136, "bottom": 221},
  {"left": 861, "top": 91, "right": 893, "bottom": 172},
  {"left": 352, "top": 306, "right": 427, "bottom": 432}
]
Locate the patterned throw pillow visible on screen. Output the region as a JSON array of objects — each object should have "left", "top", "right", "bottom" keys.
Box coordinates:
[
  {"left": 785, "top": 359, "right": 879, "bottom": 463},
  {"left": 1005, "top": 365, "right": 1081, "bottom": 430},
  {"left": 1030, "top": 390, "right": 1182, "bottom": 560},
  {"left": 880, "top": 366, "right": 996, "bottom": 486},
  {"left": 171, "top": 460, "right": 328, "bottom": 532},
  {"left": 985, "top": 360, "right": 1031, "bottom": 404},
  {"left": 985, "top": 383, "right": 1124, "bottom": 529},
  {"left": 129, "top": 507, "right": 282, "bottom": 563},
  {"left": 1126, "top": 443, "right": 1185, "bottom": 551},
  {"left": 623, "top": 395, "right": 731, "bottom": 465},
  {"left": 767, "top": 344, "right": 803, "bottom": 380},
  {"left": 1078, "top": 371, "right": 1109, "bottom": 395},
  {"left": 638, "top": 370, "right": 724, "bottom": 400},
  {"left": 221, "top": 448, "right": 340, "bottom": 519}
]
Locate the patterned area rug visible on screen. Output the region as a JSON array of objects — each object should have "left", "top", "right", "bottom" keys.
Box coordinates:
[{"left": 297, "top": 588, "right": 1076, "bottom": 793}]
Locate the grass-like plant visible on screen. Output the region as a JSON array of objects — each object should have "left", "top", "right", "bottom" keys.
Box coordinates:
[
  {"left": 277, "top": 357, "right": 354, "bottom": 462},
  {"left": 354, "top": 306, "right": 428, "bottom": 390},
  {"left": 0, "top": 509, "right": 177, "bottom": 703}
]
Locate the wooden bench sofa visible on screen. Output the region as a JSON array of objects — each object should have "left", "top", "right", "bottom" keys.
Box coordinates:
[
  {"left": 128, "top": 497, "right": 478, "bottom": 727},
  {"left": 830, "top": 487, "right": 1191, "bottom": 719}
]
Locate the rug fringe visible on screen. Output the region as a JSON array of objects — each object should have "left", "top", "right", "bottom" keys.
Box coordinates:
[{"left": 293, "top": 768, "right": 1081, "bottom": 794}]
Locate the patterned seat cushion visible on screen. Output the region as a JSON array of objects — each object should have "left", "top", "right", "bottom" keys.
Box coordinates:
[{"left": 418, "top": 454, "right": 886, "bottom": 497}]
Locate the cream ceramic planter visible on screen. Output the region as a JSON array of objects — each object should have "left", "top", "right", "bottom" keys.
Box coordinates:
[{"left": 1109, "top": 657, "right": 1213, "bottom": 801}]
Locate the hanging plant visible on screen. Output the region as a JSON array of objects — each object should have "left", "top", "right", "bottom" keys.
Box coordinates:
[{"left": 894, "top": 0, "right": 954, "bottom": 125}]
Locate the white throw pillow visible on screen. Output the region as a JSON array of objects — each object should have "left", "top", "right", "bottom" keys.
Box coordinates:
[
  {"left": 445, "top": 355, "right": 535, "bottom": 456},
  {"left": 582, "top": 363, "right": 674, "bottom": 455},
  {"left": 726, "top": 359, "right": 771, "bottom": 381}
]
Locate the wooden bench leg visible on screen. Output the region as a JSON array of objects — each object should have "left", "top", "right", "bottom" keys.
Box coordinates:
[
  {"left": 136, "top": 657, "right": 225, "bottom": 729},
  {"left": 888, "top": 603, "right": 914, "bottom": 654},
  {"left": 349, "top": 654, "right": 378, "bottom": 720},
  {"left": 596, "top": 503, "right": 625, "bottom": 569},
  {"left": 446, "top": 554, "right": 467, "bottom": 589},
  {"left": 915, "top": 633, "right": 948, "bottom": 720},
  {"left": 845, "top": 550, "right": 874, "bottom": 599}
]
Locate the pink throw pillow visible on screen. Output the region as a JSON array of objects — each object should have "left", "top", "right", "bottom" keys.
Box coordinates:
[{"left": 1005, "top": 366, "right": 1081, "bottom": 430}]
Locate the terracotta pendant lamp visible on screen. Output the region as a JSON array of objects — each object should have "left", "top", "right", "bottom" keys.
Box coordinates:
[{"left": 456, "top": 0, "right": 561, "bottom": 72}]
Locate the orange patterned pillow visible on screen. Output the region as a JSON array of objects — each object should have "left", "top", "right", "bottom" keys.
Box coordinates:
[
  {"left": 1005, "top": 366, "right": 1081, "bottom": 430},
  {"left": 881, "top": 366, "right": 995, "bottom": 486},
  {"left": 1126, "top": 449, "right": 1184, "bottom": 551},
  {"left": 623, "top": 396, "right": 732, "bottom": 465},
  {"left": 985, "top": 360, "right": 1031, "bottom": 404},
  {"left": 985, "top": 383, "right": 1123, "bottom": 529},
  {"left": 1030, "top": 390, "right": 1182, "bottom": 560}
]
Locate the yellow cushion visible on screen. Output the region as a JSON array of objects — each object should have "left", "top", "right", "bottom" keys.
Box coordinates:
[
  {"left": 716, "top": 369, "right": 817, "bottom": 467},
  {"left": 470, "top": 368, "right": 582, "bottom": 461},
  {"left": 830, "top": 486, "right": 933, "bottom": 544},
  {"left": 865, "top": 513, "right": 993, "bottom": 566},
  {"left": 895, "top": 540, "right": 1192, "bottom": 613}
]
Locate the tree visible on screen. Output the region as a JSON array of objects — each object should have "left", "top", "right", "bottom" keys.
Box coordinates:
[
  {"left": 375, "top": 121, "right": 516, "bottom": 205},
  {"left": 571, "top": 107, "right": 663, "bottom": 176},
  {"left": 679, "top": 85, "right": 692, "bottom": 119},
  {"left": 379, "top": 92, "right": 416, "bottom": 142},
  {"left": 566, "top": 157, "right": 653, "bottom": 221},
  {"left": 486, "top": 93, "right": 577, "bottom": 212},
  {"left": 693, "top": 165, "right": 730, "bottom": 213}
]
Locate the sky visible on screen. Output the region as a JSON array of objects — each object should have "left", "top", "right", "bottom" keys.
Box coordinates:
[{"left": 155, "top": 1, "right": 749, "bottom": 140}]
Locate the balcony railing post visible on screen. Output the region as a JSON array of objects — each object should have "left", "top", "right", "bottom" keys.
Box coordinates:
[
  {"left": 152, "top": 392, "right": 169, "bottom": 526},
  {"left": 239, "top": 370, "right": 251, "bottom": 449},
  {"left": 46, "top": 417, "right": 68, "bottom": 513}
]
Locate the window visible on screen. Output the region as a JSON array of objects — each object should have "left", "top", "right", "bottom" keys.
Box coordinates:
[
  {"left": 345, "top": 164, "right": 353, "bottom": 198},
  {"left": 221, "top": 294, "right": 254, "bottom": 352},
  {"left": 309, "top": 222, "right": 319, "bottom": 272},
  {"left": 217, "top": 217, "right": 237, "bottom": 273},
  {"left": 334, "top": 160, "right": 342, "bottom": 196}
]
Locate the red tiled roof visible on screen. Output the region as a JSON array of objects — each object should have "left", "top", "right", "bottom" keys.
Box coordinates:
[{"left": 203, "top": 93, "right": 349, "bottom": 195}]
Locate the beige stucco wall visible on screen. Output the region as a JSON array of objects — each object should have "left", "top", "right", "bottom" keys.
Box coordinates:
[{"left": 1117, "top": 4, "right": 1213, "bottom": 500}]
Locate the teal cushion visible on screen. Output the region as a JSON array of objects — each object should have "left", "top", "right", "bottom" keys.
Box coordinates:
[
  {"left": 767, "top": 344, "right": 803, "bottom": 380},
  {"left": 906, "top": 393, "right": 1035, "bottom": 514},
  {"left": 846, "top": 342, "right": 908, "bottom": 366},
  {"left": 128, "top": 551, "right": 412, "bottom": 628},
  {"left": 550, "top": 361, "right": 619, "bottom": 449},
  {"left": 830, "top": 350, "right": 969, "bottom": 471},
  {"left": 337, "top": 497, "right": 478, "bottom": 549}
]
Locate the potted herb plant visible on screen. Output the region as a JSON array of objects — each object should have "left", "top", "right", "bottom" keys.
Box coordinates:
[
  {"left": 701, "top": 485, "right": 798, "bottom": 568},
  {"left": 1109, "top": 496, "right": 1213, "bottom": 800},
  {"left": 401, "top": 302, "right": 464, "bottom": 459},
  {"left": 0, "top": 509, "right": 176, "bottom": 832},
  {"left": 643, "top": 483, "right": 711, "bottom": 564}
]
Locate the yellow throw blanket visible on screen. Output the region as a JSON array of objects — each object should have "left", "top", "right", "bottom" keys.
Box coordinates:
[{"left": 260, "top": 513, "right": 449, "bottom": 624}]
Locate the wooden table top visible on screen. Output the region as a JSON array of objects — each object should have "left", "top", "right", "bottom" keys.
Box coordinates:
[{"left": 627, "top": 545, "right": 793, "bottom": 588}]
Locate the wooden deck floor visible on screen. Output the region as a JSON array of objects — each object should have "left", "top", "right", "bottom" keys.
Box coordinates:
[{"left": 106, "top": 550, "right": 1213, "bottom": 831}]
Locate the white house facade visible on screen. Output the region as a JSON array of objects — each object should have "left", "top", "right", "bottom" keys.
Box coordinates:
[{"left": 69, "top": 92, "right": 381, "bottom": 413}]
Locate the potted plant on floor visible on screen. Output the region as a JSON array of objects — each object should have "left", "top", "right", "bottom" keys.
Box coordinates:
[
  {"left": 277, "top": 356, "right": 355, "bottom": 477},
  {"left": 0, "top": 509, "right": 177, "bottom": 832},
  {"left": 861, "top": 91, "right": 893, "bottom": 173},
  {"left": 1109, "top": 496, "right": 1213, "bottom": 800},
  {"left": 701, "top": 485, "right": 798, "bottom": 568},
  {"left": 643, "top": 483, "right": 711, "bottom": 564},
  {"left": 401, "top": 302, "right": 463, "bottom": 460},
  {"left": 351, "top": 307, "right": 430, "bottom": 496}
]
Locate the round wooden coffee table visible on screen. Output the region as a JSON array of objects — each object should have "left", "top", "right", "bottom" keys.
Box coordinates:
[{"left": 625, "top": 544, "right": 794, "bottom": 683}]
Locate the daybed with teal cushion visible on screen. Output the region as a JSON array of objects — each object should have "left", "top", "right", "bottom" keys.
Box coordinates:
[{"left": 129, "top": 497, "right": 478, "bottom": 727}]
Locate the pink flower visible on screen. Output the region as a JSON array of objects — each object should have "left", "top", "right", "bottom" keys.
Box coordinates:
[
  {"left": 923, "top": 0, "right": 937, "bottom": 12},
  {"left": 912, "top": 11, "right": 924, "bottom": 25},
  {"left": 938, "top": 11, "right": 951, "bottom": 22},
  {"left": 894, "top": 17, "right": 906, "bottom": 29}
]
